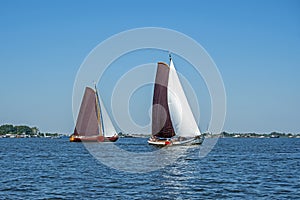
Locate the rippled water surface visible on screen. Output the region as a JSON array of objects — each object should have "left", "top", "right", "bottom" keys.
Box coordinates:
[{"left": 0, "top": 137, "right": 299, "bottom": 199}]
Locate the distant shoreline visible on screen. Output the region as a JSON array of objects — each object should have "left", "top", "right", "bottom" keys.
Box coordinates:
[
  {"left": 1, "top": 124, "right": 299, "bottom": 139},
  {"left": 119, "top": 132, "right": 300, "bottom": 139},
  {"left": 1, "top": 133, "right": 300, "bottom": 139},
  {"left": 0, "top": 124, "right": 63, "bottom": 139}
]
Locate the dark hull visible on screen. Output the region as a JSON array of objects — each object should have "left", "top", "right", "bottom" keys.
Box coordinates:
[{"left": 69, "top": 134, "right": 118, "bottom": 142}]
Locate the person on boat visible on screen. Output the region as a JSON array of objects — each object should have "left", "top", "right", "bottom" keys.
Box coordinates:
[{"left": 149, "top": 136, "right": 158, "bottom": 142}]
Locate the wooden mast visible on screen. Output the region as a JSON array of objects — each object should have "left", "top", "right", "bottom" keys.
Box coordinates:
[{"left": 94, "top": 84, "right": 104, "bottom": 137}]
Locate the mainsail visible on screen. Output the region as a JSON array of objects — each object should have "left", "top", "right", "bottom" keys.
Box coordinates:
[
  {"left": 152, "top": 62, "right": 175, "bottom": 138},
  {"left": 74, "top": 87, "right": 102, "bottom": 137}
]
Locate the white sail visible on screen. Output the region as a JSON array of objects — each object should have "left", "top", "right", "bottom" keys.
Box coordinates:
[
  {"left": 99, "top": 97, "right": 117, "bottom": 137},
  {"left": 167, "top": 59, "right": 201, "bottom": 137}
]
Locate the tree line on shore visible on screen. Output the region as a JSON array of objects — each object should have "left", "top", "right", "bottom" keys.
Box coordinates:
[
  {"left": 217, "top": 131, "right": 299, "bottom": 138},
  {"left": 0, "top": 124, "right": 60, "bottom": 137}
]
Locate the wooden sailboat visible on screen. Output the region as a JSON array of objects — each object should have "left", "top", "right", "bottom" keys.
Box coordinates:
[
  {"left": 70, "top": 86, "right": 119, "bottom": 142},
  {"left": 148, "top": 55, "right": 204, "bottom": 146}
]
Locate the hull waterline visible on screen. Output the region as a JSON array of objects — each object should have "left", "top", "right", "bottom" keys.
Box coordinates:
[
  {"left": 148, "top": 135, "right": 204, "bottom": 146},
  {"left": 69, "top": 134, "right": 118, "bottom": 142}
]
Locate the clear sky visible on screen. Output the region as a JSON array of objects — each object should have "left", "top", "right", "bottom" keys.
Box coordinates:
[{"left": 0, "top": 0, "right": 299, "bottom": 134}]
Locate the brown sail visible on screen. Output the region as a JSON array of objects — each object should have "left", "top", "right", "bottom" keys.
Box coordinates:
[
  {"left": 73, "top": 87, "right": 102, "bottom": 137},
  {"left": 152, "top": 62, "right": 175, "bottom": 138}
]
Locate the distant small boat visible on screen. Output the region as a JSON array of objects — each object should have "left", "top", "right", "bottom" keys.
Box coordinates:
[
  {"left": 148, "top": 55, "right": 204, "bottom": 146},
  {"left": 270, "top": 135, "right": 280, "bottom": 138},
  {"left": 70, "top": 85, "right": 118, "bottom": 142}
]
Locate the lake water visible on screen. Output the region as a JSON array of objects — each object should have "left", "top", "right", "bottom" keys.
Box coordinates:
[{"left": 0, "top": 137, "right": 299, "bottom": 199}]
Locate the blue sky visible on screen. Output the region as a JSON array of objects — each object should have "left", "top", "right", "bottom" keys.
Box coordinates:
[{"left": 0, "top": 0, "right": 299, "bottom": 134}]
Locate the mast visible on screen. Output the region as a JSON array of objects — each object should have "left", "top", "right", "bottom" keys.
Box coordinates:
[{"left": 94, "top": 84, "right": 105, "bottom": 137}]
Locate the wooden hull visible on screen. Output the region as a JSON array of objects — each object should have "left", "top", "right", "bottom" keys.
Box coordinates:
[
  {"left": 69, "top": 134, "right": 118, "bottom": 142},
  {"left": 148, "top": 135, "right": 204, "bottom": 146}
]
